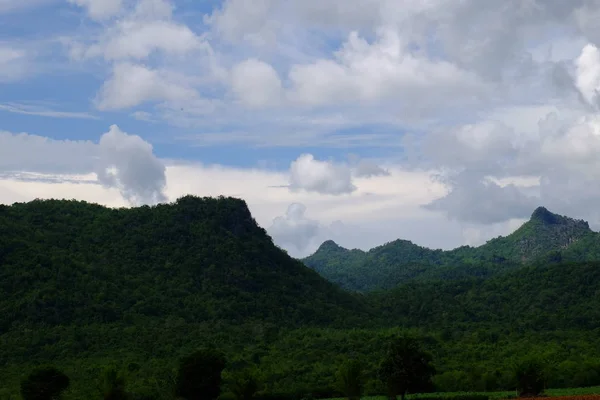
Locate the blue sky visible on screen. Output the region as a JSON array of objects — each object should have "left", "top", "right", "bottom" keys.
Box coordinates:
[
  {"left": 0, "top": 0, "right": 388, "bottom": 169},
  {"left": 3, "top": 0, "right": 600, "bottom": 256}
]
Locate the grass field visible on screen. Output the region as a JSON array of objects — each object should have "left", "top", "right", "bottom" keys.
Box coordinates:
[{"left": 322, "top": 386, "right": 600, "bottom": 400}]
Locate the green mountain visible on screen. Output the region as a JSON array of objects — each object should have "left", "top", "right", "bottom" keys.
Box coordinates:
[
  {"left": 4, "top": 198, "right": 600, "bottom": 398},
  {"left": 303, "top": 206, "right": 596, "bottom": 291}
]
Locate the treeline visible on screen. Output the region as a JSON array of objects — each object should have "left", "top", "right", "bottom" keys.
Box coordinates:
[
  {"left": 11, "top": 336, "right": 556, "bottom": 400},
  {"left": 4, "top": 328, "right": 600, "bottom": 399}
]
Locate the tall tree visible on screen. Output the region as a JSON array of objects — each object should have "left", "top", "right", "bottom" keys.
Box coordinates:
[
  {"left": 335, "top": 359, "right": 364, "bottom": 400},
  {"left": 378, "top": 337, "right": 435, "bottom": 400},
  {"left": 514, "top": 358, "right": 546, "bottom": 397},
  {"left": 175, "top": 349, "right": 226, "bottom": 400},
  {"left": 21, "top": 367, "right": 70, "bottom": 400}
]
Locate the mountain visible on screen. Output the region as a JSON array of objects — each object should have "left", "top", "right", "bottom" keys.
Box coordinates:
[
  {"left": 371, "top": 260, "right": 600, "bottom": 332},
  {"left": 0, "top": 196, "right": 369, "bottom": 332},
  {"left": 303, "top": 206, "right": 597, "bottom": 291},
  {"left": 4, "top": 198, "right": 600, "bottom": 398}
]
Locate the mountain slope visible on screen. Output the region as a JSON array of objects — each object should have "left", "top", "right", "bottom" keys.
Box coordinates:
[
  {"left": 303, "top": 206, "right": 596, "bottom": 291},
  {"left": 0, "top": 196, "right": 368, "bottom": 332},
  {"left": 371, "top": 260, "right": 600, "bottom": 332}
]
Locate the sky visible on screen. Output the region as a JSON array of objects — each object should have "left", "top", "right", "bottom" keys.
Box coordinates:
[{"left": 3, "top": 0, "right": 600, "bottom": 257}]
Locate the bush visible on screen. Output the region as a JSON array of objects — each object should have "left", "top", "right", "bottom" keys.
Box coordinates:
[
  {"left": 175, "top": 349, "right": 226, "bottom": 400},
  {"left": 514, "top": 359, "right": 546, "bottom": 397},
  {"left": 21, "top": 367, "right": 70, "bottom": 400},
  {"left": 335, "top": 359, "right": 364, "bottom": 400}
]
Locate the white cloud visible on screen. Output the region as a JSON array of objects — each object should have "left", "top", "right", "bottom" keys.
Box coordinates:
[
  {"left": 207, "top": 0, "right": 279, "bottom": 45},
  {"left": 0, "top": 125, "right": 167, "bottom": 206},
  {"left": 67, "top": 0, "right": 123, "bottom": 20},
  {"left": 289, "top": 154, "right": 356, "bottom": 195},
  {"left": 0, "top": 103, "right": 97, "bottom": 119},
  {"left": 0, "top": 131, "right": 97, "bottom": 174},
  {"left": 83, "top": 20, "right": 203, "bottom": 61},
  {"left": 0, "top": 45, "right": 28, "bottom": 82},
  {"left": 287, "top": 28, "right": 485, "bottom": 109},
  {"left": 425, "top": 177, "right": 539, "bottom": 225},
  {"left": 95, "top": 63, "right": 197, "bottom": 110},
  {"left": 230, "top": 58, "right": 283, "bottom": 108},
  {"left": 352, "top": 159, "right": 390, "bottom": 178},
  {"left": 268, "top": 203, "right": 322, "bottom": 255},
  {"left": 575, "top": 43, "right": 600, "bottom": 108},
  {"left": 96, "top": 125, "right": 167, "bottom": 205},
  {"left": 0, "top": 0, "right": 53, "bottom": 14}
]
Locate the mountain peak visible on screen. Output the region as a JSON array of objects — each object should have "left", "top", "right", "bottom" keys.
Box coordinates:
[
  {"left": 530, "top": 206, "right": 560, "bottom": 224},
  {"left": 317, "top": 240, "right": 345, "bottom": 252},
  {"left": 529, "top": 206, "right": 590, "bottom": 230}
]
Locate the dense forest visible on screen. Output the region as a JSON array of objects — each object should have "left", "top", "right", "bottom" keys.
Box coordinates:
[
  {"left": 2, "top": 197, "right": 600, "bottom": 399},
  {"left": 303, "top": 207, "right": 596, "bottom": 292}
]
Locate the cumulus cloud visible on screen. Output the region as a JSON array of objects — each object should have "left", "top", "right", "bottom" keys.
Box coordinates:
[
  {"left": 287, "top": 28, "right": 484, "bottom": 110},
  {"left": 425, "top": 177, "right": 539, "bottom": 225},
  {"left": 0, "top": 131, "right": 97, "bottom": 173},
  {"left": 230, "top": 58, "right": 283, "bottom": 108},
  {"left": 0, "top": 46, "right": 29, "bottom": 82},
  {"left": 207, "top": 0, "right": 279, "bottom": 45},
  {"left": 289, "top": 154, "right": 356, "bottom": 195},
  {"left": 96, "top": 125, "right": 167, "bottom": 205},
  {"left": 350, "top": 157, "right": 390, "bottom": 178},
  {"left": 95, "top": 63, "right": 197, "bottom": 110},
  {"left": 268, "top": 203, "right": 322, "bottom": 255},
  {"left": 420, "top": 107, "right": 600, "bottom": 226},
  {"left": 575, "top": 44, "right": 600, "bottom": 108},
  {"left": 67, "top": 0, "right": 123, "bottom": 20}
]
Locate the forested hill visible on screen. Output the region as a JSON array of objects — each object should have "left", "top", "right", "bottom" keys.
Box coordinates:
[
  {"left": 4, "top": 197, "right": 600, "bottom": 397},
  {"left": 0, "top": 196, "right": 368, "bottom": 331},
  {"left": 303, "top": 206, "right": 597, "bottom": 291}
]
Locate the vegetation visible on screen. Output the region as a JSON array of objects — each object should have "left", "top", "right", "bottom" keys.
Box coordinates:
[
  {"left": 175, "top": 349, "right": 226, "bottom": 400},
  {"left": 20, "top": 367, "right": 70, "bottom": 400},
  {"left": 2, "top": 198, "right": 600, "bottom": 398},
  {"left": 514, "top": 358, "right": 546, "bottom": 397},
  {"left": 303, "top": 207, "right": 596, "bottom": 292},
  {"left": 335, "top": 360, "right": 364, "bottom": 400},
  {"left": 378, "top": 337, "right": 435, "bottom": 400}
]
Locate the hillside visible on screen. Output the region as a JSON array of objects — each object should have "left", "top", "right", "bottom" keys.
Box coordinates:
[
  {"left": 0, "top": 196, "right": 369, "bottom": 331},
  {"left": 3, "top": 198, "right": 600, "bottom": 397},
  {"left": 371, "top": 261, "right": 600, "bottom": 332},
  {"left": 303, "top": 206, "right": 596, "bottom": 291}
]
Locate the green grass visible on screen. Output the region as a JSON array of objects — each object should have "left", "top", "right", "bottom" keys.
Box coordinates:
[
  {"left": 546, "top": 386, "right": 600, "bottom": 396},
  {"left": 322, "top": 386, "right": 600, "bottom": 400}
]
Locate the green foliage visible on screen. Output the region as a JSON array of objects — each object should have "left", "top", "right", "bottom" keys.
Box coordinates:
[
  {"left": 101, "top": 367, "right": 130, "bottom": 400},
  {"left": 20, "top": 367, "right": 70, "bottom": 400},
  {"left": 4, "top": 198, "right": 600, "bottom": 398},
  {"left": 175, "top": 349, "right": 226, "bottom": 400},
  {"left": 228, "top": 368, "right": 261, "bottom": 400},
  {"left": 303, "top": 207, "right": 594, "bottom": 292},
  {"left": 514, "top": 358, "right": 546, "bottom": 397},
  {"left": 378, "top": 337, "right": 436, "bottom": 400},
  {"left": 335, "top": 359, "right": 364, "bottom": 400}
]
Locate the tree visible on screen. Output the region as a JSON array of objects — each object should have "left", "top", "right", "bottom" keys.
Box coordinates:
[
  {"left": 175, "top": 349, "right": 226, "bottom": 400},
  {"left": 230, "top": 368, "right": 260, "bottom": 400},
  {"left": 514, "top": 358, "right": 546, "bottom": 397},
  {"left": 378, "top": 337, "right": 435, "bottom": 400},
  {"left": 101, "top": 367, "right": 129, "bottom": 400},
  {"left": 335, "top": 359, "right": 364, "bottom": 400},
  {"left": 21, "top": 367, "right": 70, "bottom": 400}
]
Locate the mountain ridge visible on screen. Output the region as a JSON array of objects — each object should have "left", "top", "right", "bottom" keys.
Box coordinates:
[
  {"left": 0, "top": 195, "right": 369, "bottom": 331},
  {"left": 303, "top": 206, "right": 598, "bottom": 291},
  {"left": 4, "top": 197, "right": 600, "bottom": 397}
]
